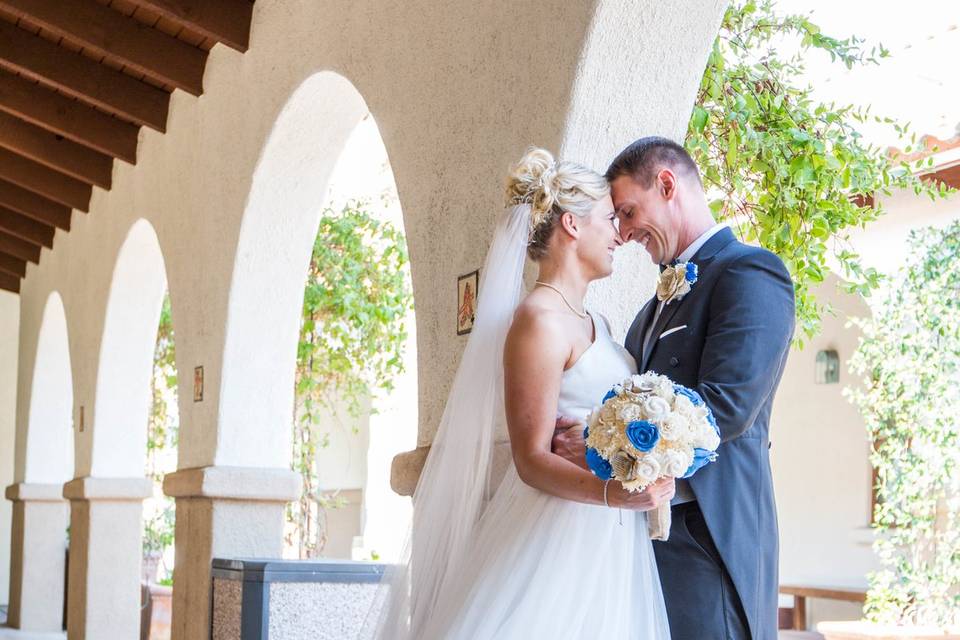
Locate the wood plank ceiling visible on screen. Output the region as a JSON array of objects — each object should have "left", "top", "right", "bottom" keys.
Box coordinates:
[{"left": 0, "top": 0, "right": 255, "bottom": 294}]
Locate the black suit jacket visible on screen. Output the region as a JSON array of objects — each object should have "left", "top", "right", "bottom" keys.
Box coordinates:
[{"left": 625, "top": 227, "right": 795, "bottom": 640}]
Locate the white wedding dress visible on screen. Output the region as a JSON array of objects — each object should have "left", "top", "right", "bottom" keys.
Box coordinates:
[
  {"left": 418, "top": 311, "right": 671, "bottom": 639},
  {"left": 366, "top": 205, "right": 671, "bottom": 640}
]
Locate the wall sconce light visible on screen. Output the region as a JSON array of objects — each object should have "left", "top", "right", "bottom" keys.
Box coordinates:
[{"left": 815, "top": 349, "right": 839, "bottom": 384}]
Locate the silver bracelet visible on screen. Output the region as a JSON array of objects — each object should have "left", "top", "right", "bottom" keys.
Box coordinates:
[{"left": 604, "top": 479, "right": 623, "bottom": 525}]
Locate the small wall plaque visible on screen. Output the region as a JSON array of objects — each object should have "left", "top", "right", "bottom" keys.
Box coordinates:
[
  {"left": 457, "top": 270, "right": 479, "bottom": 336},
  {"left": 194, "top": 366, "right": 204, "bottom": 402},
  {"left": 78, "top": 405, "right": 84, "bottom": 432}
]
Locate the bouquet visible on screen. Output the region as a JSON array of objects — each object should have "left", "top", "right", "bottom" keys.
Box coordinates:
[{"left": 583, "top": 371, "right": 720, "bottom": 540}]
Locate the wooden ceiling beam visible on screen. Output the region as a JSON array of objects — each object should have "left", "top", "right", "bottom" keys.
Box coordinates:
[
  {"left": 0, "top": 111, "right": 113, "bottom": 188},
  {"left": 0, "top": 205, "right": 54, "bottom": 247},
  {"left": 0, "top": 250, "right": 25, "bottom": 278},
  {"left": 0, "top": 270, "right": 19, "bottom": 294},
  {"left": 0, "top": 72, "right": 139, "bottom": 164},
  {"left": 0, "top": 21, "right": 169, "bottom": 131},
  {"left": 123, "top": 0, "right": 253, "bottom": 52},
  {"left": 0, "top": 0, "right": 208, "bottom": 96},
  {"left": 0, "top": 148, "right": 91, "bottom": 211},
  {"left": 0, "top": 229, "right": 40, "bottom": 264},
  {"left": 0, "top": 179, "right": 72, "bottom": 230}
]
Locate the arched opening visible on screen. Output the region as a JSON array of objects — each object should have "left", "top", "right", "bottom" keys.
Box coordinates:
[
  {"left": 25, "top": 292, "right": 74, "bottom": 485},
  {"left": 289, "top": 115, "right": 417, "bottom": 561},
  {"left": 83, "top": 219, "right": 177, "bottom": 636},
  {"left": 220, "top": 71, "right": 418, "bottom": 562}
]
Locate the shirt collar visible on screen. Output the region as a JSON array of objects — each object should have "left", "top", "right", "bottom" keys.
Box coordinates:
[{"left": 677, "top": 222, "right": 728, "bottom": 263}]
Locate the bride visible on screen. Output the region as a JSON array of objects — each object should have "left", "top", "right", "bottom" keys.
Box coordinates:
[{"left": 370, "top": 148, "right": 674, "bottom": 639}]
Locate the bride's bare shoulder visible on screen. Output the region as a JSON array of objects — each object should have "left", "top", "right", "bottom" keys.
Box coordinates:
[{"left": 508, "top": 297, "right": 567, "bottom": 345}]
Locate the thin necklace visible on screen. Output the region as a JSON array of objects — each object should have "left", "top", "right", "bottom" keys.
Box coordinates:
[{"left": 534, "top": 281, "right": 589, "bottom": 319}]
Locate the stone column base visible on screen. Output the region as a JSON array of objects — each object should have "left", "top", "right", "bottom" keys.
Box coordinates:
[
  {"left": 162, "top": 466, "right": 300, "bottom": 640},
  {"left": 62, "top": 476, "right": 152, "bottom": 640},
  {"left": 4, "top": 483, "right": 68, "bottom": 632}
]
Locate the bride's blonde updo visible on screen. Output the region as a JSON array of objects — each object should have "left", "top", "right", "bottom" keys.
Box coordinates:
[{"left": 505, "top": 147, "right": 610, "bottom": 260}]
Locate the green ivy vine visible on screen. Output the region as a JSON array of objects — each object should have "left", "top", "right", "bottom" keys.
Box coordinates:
[
  {"left": 288, "top": 201, "right": 413, "bottom": 558},
  {"left": 687, "top": 0, "right": 948, "bottom": 344}
]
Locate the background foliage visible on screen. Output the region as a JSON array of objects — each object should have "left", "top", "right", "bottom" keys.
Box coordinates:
[
  {"left": 687, "top": 0, "right": 947, "bottom": 343},
  {"left": 288, "top": 201, "right": 413, "bottom": 558},
  {"left": 145, "top": 293, "right": 177, "bottom": 585},
  {"left": 847, "top": 221, "right": 960, "bottom": 628}
]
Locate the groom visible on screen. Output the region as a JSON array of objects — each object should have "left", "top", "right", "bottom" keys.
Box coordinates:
[{"left": 554, "top": 137, "right": 795, "bottom": 640}]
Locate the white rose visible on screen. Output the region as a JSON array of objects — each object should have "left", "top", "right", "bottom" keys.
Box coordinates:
[
  {"left": 617, "top": 403, "right": 643, "bottom": 424},
  {"left": 658, "top": 449, "right": 693, "bottom": 478},
  {"left": 658, "top": 415, "right": 684, "bottom": 440},
  {"left": 634, "top": 456, "right": 662, "bottom": 485},
  {"left": 693, "top": 427, "right": 721, "bottom": 451},
  {"left": 643, "top": 396, "right": 671, "bottom": 421},
  {"left": 674, "top": 395, "right": 696, "bottom": 418}
]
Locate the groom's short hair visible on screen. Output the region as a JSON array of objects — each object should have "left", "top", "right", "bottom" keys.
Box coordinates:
[{"left": 605, "top": 136, "right": 702, "bottom": 189}]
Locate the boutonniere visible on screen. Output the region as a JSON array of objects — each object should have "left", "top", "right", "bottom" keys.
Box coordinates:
[{"left": 656, "top": 262, "right": 698, "bottom": 305}]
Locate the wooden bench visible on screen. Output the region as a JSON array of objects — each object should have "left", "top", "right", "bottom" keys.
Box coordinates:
[{"left": 779, "top": 585, "right": 867, "bottom": 631}]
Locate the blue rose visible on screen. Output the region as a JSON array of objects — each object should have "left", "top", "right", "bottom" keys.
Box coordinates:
[
  {"left": 685, "top": 262, "right": 698, "bottom": 284},
  {"left": 585, "top": 447, "right": 613, "bottom": 480},
  {"left": 601, "top": 388, "right": 617, "bottom": 404},
  {"left": 674, "top": 384, "right": 704, "bottom": 407},
  {"left": 682, "top": 447, "right": 718, "bottom": 479},
  {"left": 625, "top": 420, "right": 660, "bottom": 452}
]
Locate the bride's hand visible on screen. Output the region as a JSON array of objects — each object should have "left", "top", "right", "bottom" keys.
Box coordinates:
[{"left": 608, "top": 477, "right": 675, "bottom": 511}]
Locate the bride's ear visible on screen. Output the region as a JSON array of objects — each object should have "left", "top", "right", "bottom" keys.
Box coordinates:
[{"left": 559, "top": 210, "right": 581, "bottom": 239}]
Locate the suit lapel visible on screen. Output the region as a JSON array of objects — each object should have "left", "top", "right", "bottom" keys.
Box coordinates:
[{"left": 640, "top": 227, "right": 737, "bottom": 372}]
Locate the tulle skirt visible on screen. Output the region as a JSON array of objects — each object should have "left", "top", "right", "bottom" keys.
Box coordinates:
[{"left": 418, "top": 466, "right": 672, "bottom": 639}]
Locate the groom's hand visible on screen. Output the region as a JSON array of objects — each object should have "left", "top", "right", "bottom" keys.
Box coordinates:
[{"left": 552, "top": 415, "right": 589, "bottom": 471}]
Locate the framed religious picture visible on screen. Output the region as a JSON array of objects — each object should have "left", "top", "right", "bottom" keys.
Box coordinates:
[{"left": 457, "top": 270, "right": 479, "bottom": 335}]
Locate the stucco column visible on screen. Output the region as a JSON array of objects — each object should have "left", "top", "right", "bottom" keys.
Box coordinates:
[
  {"left": 4, "top": 483, "right": 68, "bottom": 631},
  {"left": 61, "top": 476, "right": 152, "bottom": 640},
  {"left": 163, "top": 466, "right": 300, "bottom": 640}
]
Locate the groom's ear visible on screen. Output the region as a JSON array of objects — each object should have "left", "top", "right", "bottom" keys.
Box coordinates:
[{"left": 656, "top": 169, "right": 677, "bottom": 201}]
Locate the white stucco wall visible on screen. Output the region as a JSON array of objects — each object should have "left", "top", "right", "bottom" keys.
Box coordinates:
[
  {"left": 11, "top": 0, "right": 726, "bottom": 480},
  {"left": 0, "top": 291, "right": 18, "bottom": 605}
]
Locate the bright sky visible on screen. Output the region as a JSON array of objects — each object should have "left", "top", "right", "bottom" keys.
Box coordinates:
[{"left": 773, "top": 0, "right": 960, "bottom": 149}]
